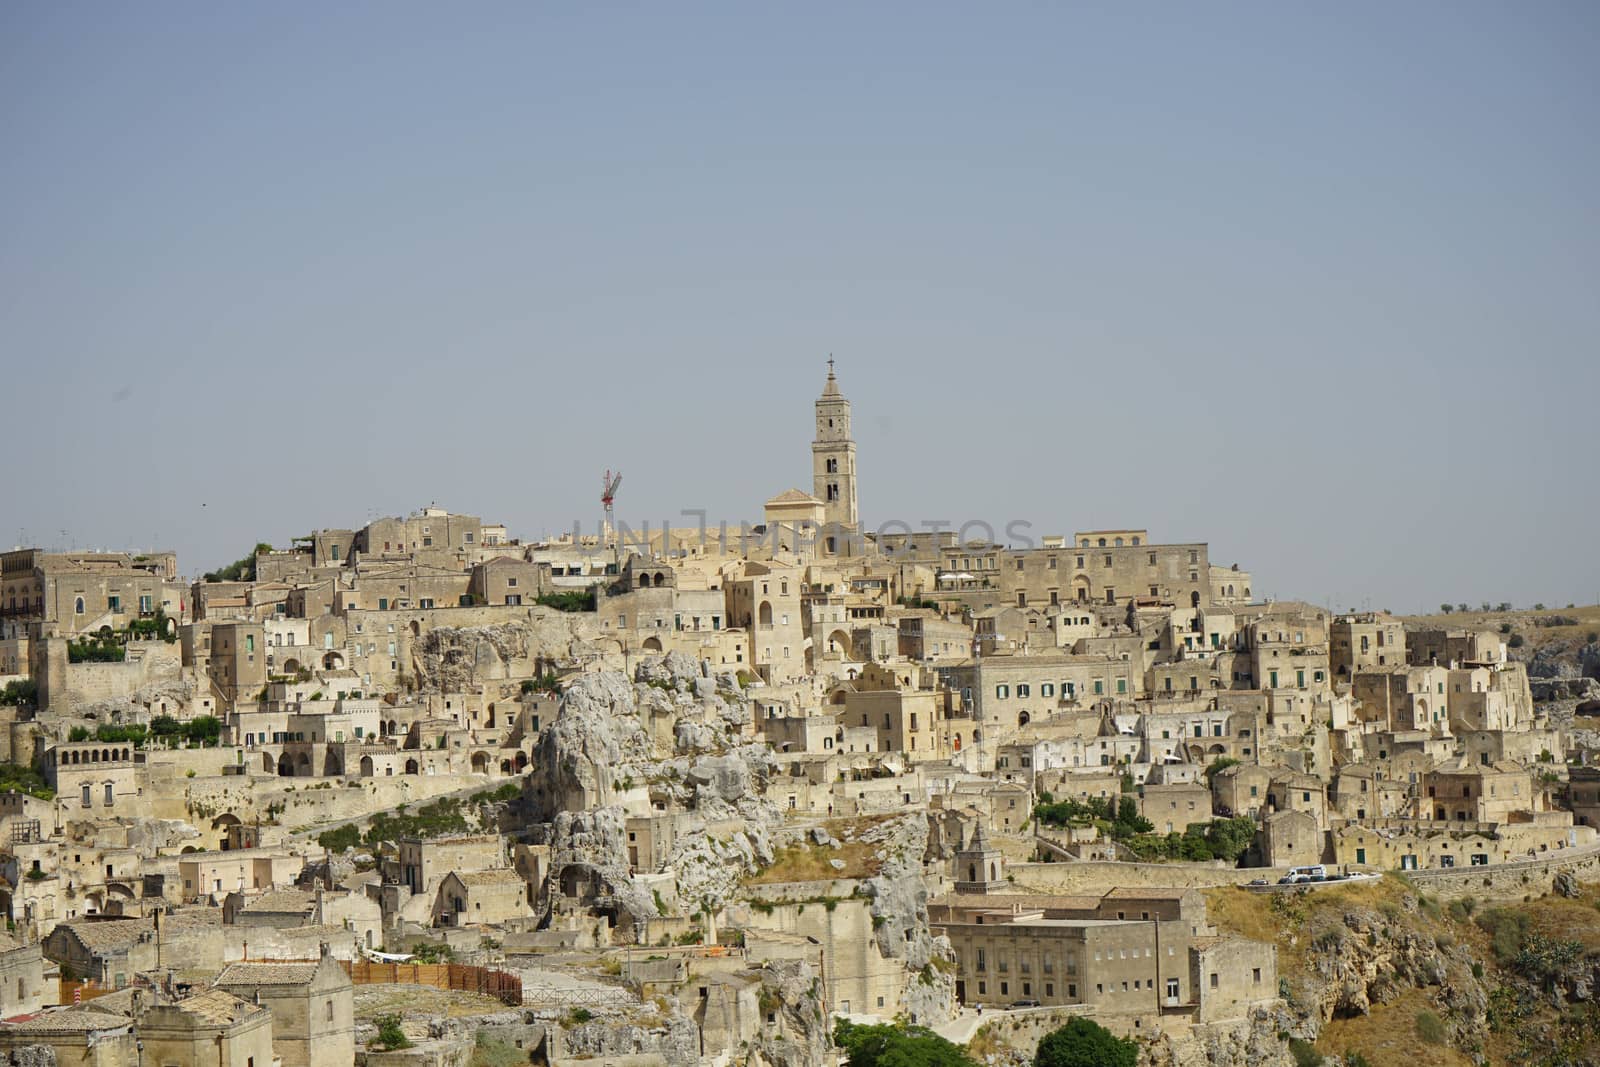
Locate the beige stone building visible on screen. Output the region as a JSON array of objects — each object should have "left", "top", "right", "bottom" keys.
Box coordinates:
[
  {"left": 215, "top": 950, "right": 354, "bottom": 1067},
  {"left": 137, "top": 989, "right": 274, "bottom": 1067},
  {"left": 1, "top": 549, "right": 179, "bottom": 636}
]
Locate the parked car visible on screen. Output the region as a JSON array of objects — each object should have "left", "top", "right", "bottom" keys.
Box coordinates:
[{"left": 1010, "top": 999, "right": 1041, "bottom": 1008}]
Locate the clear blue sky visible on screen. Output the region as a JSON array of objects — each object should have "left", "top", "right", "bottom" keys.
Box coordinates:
[{"left": 4, "top": 2, "right": 1597, "bottom": 612}]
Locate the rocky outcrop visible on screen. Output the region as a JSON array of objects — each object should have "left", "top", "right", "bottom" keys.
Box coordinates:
[
  {"left": 525, "top": 671, "right": 653, "bottom": 818},
  {"left": 545, "top": 806, "right": 658, "bottom": 933},
  {"left": 1532, "top": 677, "right": 1600, "bottom": 702},
  {"left": 748, "top": 960, "right": 831, "bottom": 1067},
  {"left": 857, "top": 814, "right": 958, "bottom": 1024},
  {"left": 557, "top": 1013, "right": 699, "bottom": 1064},
  {"left": 1, "top": 1048, "right": 57, "bottom": 1067},
  {"left": 1144, "top": 1004, "right": 1297, "bottom": 1067}
]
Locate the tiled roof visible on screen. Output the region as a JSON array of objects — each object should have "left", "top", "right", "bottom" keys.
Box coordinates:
[
  {"left": 455, "top": 869, "right": 524, "bottom": 887},
  {"left": 239, "top": 890, "right": 316, "bottom": 913},
  {"left": 4, "top": 1008, "right": 133, "bottom": 1034},
  {"left": 215, "top": 961, "right": 320, "bottom": 987},
  {"left": 60, "top": 919, "right": 147, "bottom": 952},
  {"left": 172, "top": 989, "right": 263, "bottom": 1025}
]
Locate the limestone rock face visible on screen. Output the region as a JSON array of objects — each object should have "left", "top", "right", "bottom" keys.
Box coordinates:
[
  {"left": 1532, "top": 677, "right": 1600, "bottom": 702},
  {"left": 526, "top": 671, "right": 652, "bottom": 818},
  {"left": 1144, "top": 1004, "right": 1297, "bottom": 1067},
  {"left": 1, "top": 1047, "right": 58, "bottom": 1067},
  {"left": 634, "top": 651, "right": 704, "bottom": 690},
  {"left": 559, "top": 1014, "right": 700, "bottom": 1064},
  {"left": 414, "top": 624, "right": 533, "bottom": 691},
  {"left": 688, "top": 753, "right": 754, "bottom": 804},
  {"left": 857, "top": 814, "right": 958, "bottom": 1024},
  {"left": 668, "top": 817, "right": 778, "bottom": 914},
  {"left": 546, "top": 806, "right": 658, "bottom": 931},
  {"left": 748, "top": 960, "right": 831, "bottom": 1067}
]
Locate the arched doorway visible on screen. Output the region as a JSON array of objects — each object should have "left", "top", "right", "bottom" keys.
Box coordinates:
[
  {"left": 278, "top": 754, "right": 294, "bottom": 777},
  {"left": 1018, "top": 711, "right": 1031, "bottom": 727},
  {"left": 405, "top": 759, "right": 419, "bottom": 775},
  {"left": 641, "top": 636, "right": 663, "bottom": 652},
  {"left": 758, "top": 601, "right": 773, "bottom": 627},
  {"left": 471, "top": 751, "right": 489, "bottom": 773},
  {"left": 359, "top": 755, "right": 375, "bottom": 777}
]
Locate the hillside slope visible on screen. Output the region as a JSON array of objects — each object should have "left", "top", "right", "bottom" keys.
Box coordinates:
[{"left": 1207, "top": 875, "right": 1600, "bottom": 1067}]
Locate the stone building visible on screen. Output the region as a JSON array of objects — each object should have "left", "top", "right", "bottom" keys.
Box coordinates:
[
  {"left": 0, "top": 549, "right": 178, "bottom": 636},
  {"left": 137, "top": 989, "right": 274, "bottom": 1067},
  {"left": 0, "top": 931, "right": 46, "bottom": 1017},
  {"left": 214, "top": 949, "right": 354, "bottom": 1067},
  {"left": 432, "top": 869, "right": 532, "bottom": 927}
]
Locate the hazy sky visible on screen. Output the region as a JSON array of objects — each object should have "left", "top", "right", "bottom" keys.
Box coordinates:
[{"left": 4, "top": 2, "right": 1597, "bottom": 613}]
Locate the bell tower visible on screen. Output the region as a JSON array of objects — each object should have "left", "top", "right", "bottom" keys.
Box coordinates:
[
  {"left": 954, "top": 822, "right": 1005, "bottom": 894},
  {"left": 812, "top": 358, "right": 859, "bottom": 532}
]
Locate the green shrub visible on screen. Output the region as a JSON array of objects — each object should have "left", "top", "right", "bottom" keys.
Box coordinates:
[
  {"left": 1476, "top": 908, "right": 1530, "bottom": 962},
  {"left": 372, "top": 1014, "right": 411, "bottom": 1050},
  {"left": 317, "top": 824, "right": 362, "bottom": 852},
  {"left": 202, "top": 543, "right": 270, "bottom": 583},
  {"left": 0, "top": 679, "right": 37, "bottom": 708},
  {"left": 1287, "top": 1037, "right": 1322, "bottom": 1067},
  {"left": 537, "top": 589, "right": 596, "bottom": 613},
  {"left": 1033, "top": 1017, "right": 1138, "bottom": 1067},
  {"left": 1415, "top": 1010, "right": 1445, "bottom": 1045}
]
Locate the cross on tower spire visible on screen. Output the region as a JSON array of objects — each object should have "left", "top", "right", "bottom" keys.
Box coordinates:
[{"left": 827, "top": 355, "right": 835, "bottom": 377}]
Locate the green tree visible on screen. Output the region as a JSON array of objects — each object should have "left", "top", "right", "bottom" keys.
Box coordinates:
[
  {"left": 1033, "top": 1018, "right": 1138, "bottom": 1067},
  {"left": 181, "top": 715, "right": 222, "bottom": 746},
  {"left": 372, "top": 1014, "right": 411, "bottom": 1051},
  {"left": 833, "top": 1019, "right": 977, "bottom": 1067}
]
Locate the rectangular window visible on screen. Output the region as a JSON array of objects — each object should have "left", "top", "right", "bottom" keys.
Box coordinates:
[
  {"left": 105, "top": 783, "right": 114, "bottom": 804},
  {"left": 82, "top": 784, "right": 92, "bottom": 806},
  {"left": 378, "top": 598, "right": 388, "bottom": 610},
  {"left": 108, "top": 595, "right": 121, "bottom": 612}
]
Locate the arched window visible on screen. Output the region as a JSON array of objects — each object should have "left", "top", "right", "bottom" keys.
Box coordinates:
[
  {"left": 968, "top": 864, "right": 977, "bottom": 882},
  {"left": 75, "top": 597, "right": 85, "bottom": 615}
]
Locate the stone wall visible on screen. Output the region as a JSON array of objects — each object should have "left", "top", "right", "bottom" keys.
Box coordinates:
[
  {"left": 151, "top": 769, "right": 483, "bottom": 828},
  {"left": 52, "top": 642, "right": 182, "bottom": 709},
  {"left": 1007, "top": 860, "right": 1286, "bottom": 895},
  {"left": 1405, "top": 841, "right": 1600, "bottom": 900}
]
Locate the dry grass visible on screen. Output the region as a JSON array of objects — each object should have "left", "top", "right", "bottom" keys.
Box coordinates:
[
  {"left": 1525, "top": 886, "right": 1600, "bottom": 953},
  {"left": 745, "top": 816, "right": 891, "bottom": 885},
  {"left": 1204, "top": 888, "right": 1285, "bottom": 947},
  {"left": 744, "top": 840, "right": 879, "bottom": 883},
  {"left": 1317, "top": 987, "right": 1476, "bottom": 1067},
  {"left": 1398, "top": 604, "right": 1600, "bottom": 649},
  {"left": 353, "top": 984, "right": 509, "bottom": 1021}
]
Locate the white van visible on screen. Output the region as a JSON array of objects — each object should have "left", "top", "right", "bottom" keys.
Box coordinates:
[{"left": 1281, "top": 864, "right": 1328, "bottom": 884}]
